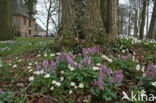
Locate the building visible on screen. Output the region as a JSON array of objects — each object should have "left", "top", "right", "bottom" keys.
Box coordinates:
[
  {"left": 11, "top": 0, "right": 46, "bottom": 37},
  {"left": 35, "top": 23, "right": 46, "bottom": 37}
]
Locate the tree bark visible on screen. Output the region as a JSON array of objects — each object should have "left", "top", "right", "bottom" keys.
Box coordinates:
[
  {"left": 106, "top": 0, "right": 118, "bottom": 38},
  {"left": 29, "top": 14, "right": 32, "bottom": 36},
  {"left": 139, "top": 0, "right": 147, "bottom": 40},
  {"left": 134, "top": 9, "right": 138, "bottom": 38},
  {"left": 147, "top": 0, "right": 156, "bottom": 40},
  {"left": 56, "top": 0, "right": 103, "bottom": 49},
  {"left": 0, "top": 0, "right": 14, "bottom": 40}
]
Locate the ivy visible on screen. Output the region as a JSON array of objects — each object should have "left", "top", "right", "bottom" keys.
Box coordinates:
[{"left": 71, "top": 0, "right": 87, "bottom": 38}]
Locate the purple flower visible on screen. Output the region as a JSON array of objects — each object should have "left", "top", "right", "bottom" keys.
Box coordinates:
[
  {"left": 43, "top": 60, "right": 49, "bottom": 72},
  {"left": 94, "top": 65, "right": 123, "bottom": 90},
  {"left": 144, "top": 64, "right": 156, "bottom": 80},
  {"left": 36, "top": 65, "right": 41, "bottom": 71},
  {"left": 82, "top": 46, "right": 100, "bottom": 56},
  {"left": 0, "top": 88, "right": 3, "bottom": 93},
  {"left": 56, "top": 53, "right": 76, "bottom": 67},
  {"left": 50, "top": 60, "right": 56, "bottom": 73}
]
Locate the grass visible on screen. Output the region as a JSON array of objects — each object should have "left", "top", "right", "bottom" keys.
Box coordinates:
[{"left": 0, "top": 37, "right": 54, "bottom": 57}]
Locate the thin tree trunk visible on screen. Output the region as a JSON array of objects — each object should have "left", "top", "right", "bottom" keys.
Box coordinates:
[
  {"left": 146, "top": 0, "right": 149, "bottom": 35},
  {"left": 0, "top": 0, "right": 14, "bottom": 40},
  {"left": 147, "top": 0, "right": 156, "bottom": 40},
  {"left": 29, "top": 14, "right": 32, "bottom": 36},
  {"left": 134, "top": 9, "right": 138, "bottom": 38},
  {"left": 139, "top": 0, "right": 147, "bottom": 40},
  {"left": 128, "top": 12, "right": 131, "bottom": 35}
]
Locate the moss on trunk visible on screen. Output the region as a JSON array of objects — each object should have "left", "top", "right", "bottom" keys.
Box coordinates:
[{"left": 0, "top": 0, "right": 14, "bottom": 41}]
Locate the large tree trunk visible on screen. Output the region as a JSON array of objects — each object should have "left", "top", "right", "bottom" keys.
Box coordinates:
[
  {"left": 56, "top": 0, "right": 103, "bottom": 49},
  {"left": 106, "top": 0, "right": 118, "bottom": 38},
  {"left": 139, "top": 0, "right": 147, "bottom": 40},
  {"left": 100, "top": 0, "right": 107, "bottom": 29},
  {"left": 147, "top": 0, "right": 156, "bottom": 40},
  {"left": 0, "top": 0, "right": 14, "bottom": 40}
]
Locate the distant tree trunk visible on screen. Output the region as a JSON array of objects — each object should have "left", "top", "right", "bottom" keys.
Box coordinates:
[
  {"left": 120, "top": 16, "right": 123, "bottom": 34},
  {"left": 46, "top": 0, "right": 52, "bottom": 36},
  {"left": 55, "top": 0, "right": 103, "bottom": 49},
  {"left": 134, "top": 9, "right": 138, "bottom": 38},
  {"left": 29, "top": 14, "right": 32, "bottom": 36},
  {"left": 139, "top": 0, "right": 147, "bottom": 40},
  {"left": 128, "top": 12, "right": 132, "bottom": 35},
  {"left": 0, "top": 0, "right": 14, "bottom": 40},
  {"left": 146, "top": 0, "right": 149, "bottom": 35},
  {"left": 147, "top": 0, "right": 156, "bottom": 40},
  {"left": 106, "top": 0, "right": 118, "bottom": 38}
]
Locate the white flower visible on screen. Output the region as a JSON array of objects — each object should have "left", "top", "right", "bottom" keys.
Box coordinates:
[
  {"left": 136, "top": 60, "right": 139, "bottom": 63},
  {"left": 96, "top": 63, "right": 101, "bottom": 66},
  {"left": 44, "top": 54, "right": 48, "bottom": 57},
  {"left": 0, "top": 64, "right": 2, "bottom": 67},
  {"left": 33, "top": 71, "right": 40, "bottom": 75},
  {"left": 142, "top": 73, "right": 146, "bottom": 77},
  {"left": 29, "top": 76, "right": 35, "bottom": 81},
  {"left": 140, "top": 90, "right": 146, "bottom": 96},
  {"left": 93, "top": 66, "right": 99, "bottom": 71},
  {"left": 29, "top": 63, "right": 32, "bottom": 66},
  {"left": 136, "top": 64, "right": 140, "bottom": 71},
  {"left": 28, "top": 69, "right": 33, "bottom": 72},
  {"left": 0, "top": 60, "right": 2, "bottom": 67},
  {"left": 50, "top": 54, "right": 55, "bottom": 57},
  {"left": 50, "top": 87, "right": 54, "bottom": 90},
  {"left": 52, "top": 80, "right": 57, "bottom": 84},
  {"left": 18, "top": 59, "right": 22, "bottom": 62},
  {"left": 69, "top": 90, "right": 73, "bottom": 94},
  {"left": 44, "top": 74, "right": 50, "bottom": 78},
  {"left": 28, "top": 66, "right": 31, "bottom": 69},
  {"left": 55, "top": 82, "right": 61, "bottom": 87},
  {"left": 56, "top": 52, "right": 61, "bottom": 55},
  {"left": 152, "top": 81, "right": 156, "bottom": 86},
  {"left": 141, "top": 66, "right": 145, "bottom": 72},
  {"left": 79, "top": 83, "right": 84, "bottom": 88},
  {"left": 35, "top": 62, "right": 38, "bottom": 65},
  {"left": 102, "top": 55, "right": 112, "bottom": 62},
  {"left": 39, "top": 69, "right": 44, "bottom": 74},
  {"left": 71, "top": 82, "right": 75, "bottom": 86},
  {"left": 133, "top": 52, "right": 136, "bottom": 55},
  {"left": 74, "top": 86, "right": 77, "bottom": 89},
  {"left": 60, "top": 77, "right": 64, "bottom": 81},
  {"left": 60, "top": 70, "right": 65, "bottom": 74},
  {"left": 68, "top": 65, "right": 74, "bottom": 71},
  {"left": 132, "top": 56, "right": 135, "bottom": 62},
  {"left": 38, "top": 54, "right": 41, "bottom": 57},
  {"left": 122, "top": 50, "right": 125, "bottom": 53},
  {"left": 13, "top": 64, "right": 17, "bottom": 68}
]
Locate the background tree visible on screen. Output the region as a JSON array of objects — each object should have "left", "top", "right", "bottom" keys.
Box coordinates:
[
  {"left": 147, "top": 0, "right": 156, "bottom": 40},
  {"left": 24, "top": 0, "right": 37, "bottom": 36},
  {"left": 139, "top": 0, "right": 147, "bottom": 40},
  {"left": 0, "top": 0, "right": 14, "bottom": 40}
]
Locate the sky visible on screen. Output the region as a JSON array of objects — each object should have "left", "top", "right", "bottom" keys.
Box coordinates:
[{"left": 36, "top": 0, "right": 153, "bottom": 35}]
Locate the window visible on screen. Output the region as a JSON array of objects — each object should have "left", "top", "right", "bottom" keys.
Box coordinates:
[{"left": 24, "top": 17, "right": 26, "bottom": 25}]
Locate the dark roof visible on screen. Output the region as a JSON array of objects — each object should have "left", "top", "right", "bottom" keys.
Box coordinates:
[
  {"left": 11, "top": 0, "right": 29, "bottom": 18},
  {"left": 35, "top": 23, "right": 46, "bottom": 32}
]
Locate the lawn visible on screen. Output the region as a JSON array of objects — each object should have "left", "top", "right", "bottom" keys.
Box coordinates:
[{"left": 0, "top": 36, "right": 156, "bottom": 103}]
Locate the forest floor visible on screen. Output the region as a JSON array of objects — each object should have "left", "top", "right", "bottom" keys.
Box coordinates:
[{"left": 0, "top": 37, "right": 156, "bottom": 103}]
